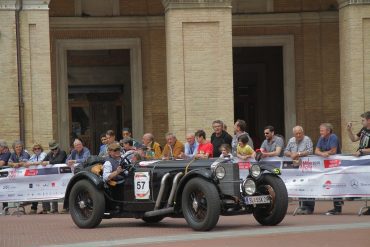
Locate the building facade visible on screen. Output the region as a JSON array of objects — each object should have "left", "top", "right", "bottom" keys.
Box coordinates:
[{"left": 0, "top": 0, "right": 369, "bottom": 153}]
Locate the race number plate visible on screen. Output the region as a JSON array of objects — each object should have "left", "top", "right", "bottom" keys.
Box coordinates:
[
  {"left": 244, "top": 195, "right": 271, "bottom": 205},
  {"left": 134, "top": 172, "right": 150, "bottom": 199}
]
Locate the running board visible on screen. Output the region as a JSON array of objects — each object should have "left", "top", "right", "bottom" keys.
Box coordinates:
[{"left": 143, "top": 207, "right": 174, "bottom": 218}]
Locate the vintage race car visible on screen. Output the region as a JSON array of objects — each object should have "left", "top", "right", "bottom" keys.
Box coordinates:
[{"left": 64, "top": 157, "right": 288, "bottom": 231}]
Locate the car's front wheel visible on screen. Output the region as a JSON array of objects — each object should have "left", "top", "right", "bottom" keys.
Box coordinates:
[
  {"left": 182, "top": 177, "right": 220, "bottom": 231},
  {"left": 69, "top": 180, "right": 105, "bottom": 228},
  {"left": 253, "top": 174, "right": 288, "bottom": 226}
]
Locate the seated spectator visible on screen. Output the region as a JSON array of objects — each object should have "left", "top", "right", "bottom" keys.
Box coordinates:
[
  {"left": 179, "top": 133, "right": 198, "bottom": 159},
  {"left": 41, "top": 140, "right": 67, "bottom": 214},
  {"left": 260, "top": 125, "right": 285, "bottom": 158},
  {"left": 142, "top": 133, "right": 162, "bottom": 159},
  {"left": 66, "top": 139, "right": 91, "bottom": 167},
  {"left": 236, "top": 134, "right": 255, "bottom": 160},
  {"left": 99, "top": 133, "right": 107, "bottom": 154},
  {"left": 121, "top": 127, "right": 140, "bottom": 148},
  {"left": 8, "top": 140, "right": 30, "bottom": 168},
  {"left": 99, "top": 130, "right": 116, "bottom": 157},
  {"left": 0, "top": 140, "right": 11, "bottom": 213},
  {"left": 0, "top": 140, "right": 11, "bottom": 168},
  {"left": 162, "top": 133, "right": 184, "bottom": 160},
  {"left": 219, "top": 143, "right": 233, "bottom": 159},
  {"left": 284, "top": 126, "right": 314, "bottom": 215},
  {"left": 194, "top": 130, "right": 213, "bottom": 159},
  {"left": 27, "top": 143, "right": 47, "bottom": 166}
]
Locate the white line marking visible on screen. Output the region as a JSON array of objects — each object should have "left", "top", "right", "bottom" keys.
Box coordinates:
[{"left": 41, "top": 222, "right": 370, "bottom": 247}]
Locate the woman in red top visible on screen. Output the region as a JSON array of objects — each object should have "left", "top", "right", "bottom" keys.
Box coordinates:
[{"left": 194, "top": 130, "right": 213, "bottom": 159}]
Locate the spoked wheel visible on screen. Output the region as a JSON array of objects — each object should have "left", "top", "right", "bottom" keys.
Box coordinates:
[
  {"left": 182, "top": 178, "right": 220, "bottom": 231},
  {"left": 253, "top": 174, "right": 288, "bottom": 226},
  {"left": 69, "top": 180, "right": 105, "bottom": 228}
]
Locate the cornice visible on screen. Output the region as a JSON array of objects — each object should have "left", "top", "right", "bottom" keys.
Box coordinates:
[
  {"left": 337, "top": 0, "right": 370, "bottom": 9},
  {"left": 161, "top": 0, "right": 232, "bottom": 12}
]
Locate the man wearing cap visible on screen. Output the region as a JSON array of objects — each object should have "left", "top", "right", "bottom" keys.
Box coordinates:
[
  {"left": 66, "top": 139, "right": 91, "bottom": 167},
  {"left": 42, "top": 140, "right": 67, "bottom": 165},
  {"left": 41, "top": 140, "right": 67, "bottom": 213},
  {"left": 103, "top": 143, "right": 125, "bottom": 211}
]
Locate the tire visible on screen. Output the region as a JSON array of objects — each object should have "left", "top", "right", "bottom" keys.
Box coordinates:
[
  {"left": 182, "top": 177, "right": 220, "bottom": 231},
  {"left": 69, "top": 180, "right": 105, "bottom": 228},
  {"left": 253, "top": 174, "right": 288, "bottom": 226},
  {"left": 142, "top": 215, "right": 164, "bottom": 223}
]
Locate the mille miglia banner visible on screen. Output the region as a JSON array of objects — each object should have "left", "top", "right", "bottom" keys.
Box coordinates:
[
  {"left": 0, "top": 164, "right": 73, "bottom": 202},
  {"left": 237, "top": 155, "right": 370, "bottom": 198}
]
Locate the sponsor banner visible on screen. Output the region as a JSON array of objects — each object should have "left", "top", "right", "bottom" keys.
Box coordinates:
[
  {"left": 238, "top": 155, "right": 370, "bottom": 198},
  {"left": 0, "top": 164, "right": 73, "bottom": 202}
]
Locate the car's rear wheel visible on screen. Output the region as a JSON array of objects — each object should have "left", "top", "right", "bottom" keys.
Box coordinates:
[
  {"left": 182, "top": 177, "right": 220, "bottom": 231},
  {"left": 69, "top": 180, "right": 105, "bottom": 228},
  {"left": 141, "top": 215, "right": 164, "bottom": 223},
  {"left": 253, "top": 174, "right": 288, "bottom": 226}
]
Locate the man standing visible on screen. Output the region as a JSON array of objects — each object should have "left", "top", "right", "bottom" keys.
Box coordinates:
[
  {"left": 180, "top": 133, "right": 198, "bottom": 159},
  {"left": 347, "top": 111, "right": 370, "bottom": 157},
  {"left": 314, "top": 123, "right": 343, "bottom": 215},
  {"left": 285, "top": 126, "right": 314, "bottom": 215},
  {"left": 162, "top": 133, "right": 184, "bottom": 160},
  {"left": 66, "top": 139, "right": 91, "bottom": 167},
  {"left": 232, "top": 119, "right": 253, "bottom": 154},
  {"left": 347, "top": 111, "right": 370, "bottom": 215},
  {"left": 211, "top": 120, "right": 232, "bottom": 157},
  {"left": 260, "top": 126, "right": 285, "bottom": 157}
]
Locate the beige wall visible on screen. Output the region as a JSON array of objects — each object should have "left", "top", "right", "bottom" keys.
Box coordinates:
[
  {"left": 0, "top": 9, "right": 20, "bottom": 144},
  {"left": 338, "top": 4, "right": 370, "bottom": 152}
]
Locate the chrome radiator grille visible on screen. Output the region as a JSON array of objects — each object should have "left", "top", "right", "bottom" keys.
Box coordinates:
[{"left": 218, "top": 162, "right": 240, "bottom": 197}]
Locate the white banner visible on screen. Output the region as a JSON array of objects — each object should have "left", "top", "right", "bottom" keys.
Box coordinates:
[
  {"left": 237, "top": 155, "right": 370, "bottom": 198},
  {"left": 0, "top": 164, "right": 73, "bottom": 202}
]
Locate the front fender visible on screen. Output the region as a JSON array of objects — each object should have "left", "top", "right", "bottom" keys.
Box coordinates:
[
  {"left": 63, "top": 171, "right": 104, "bottom": 209},
  {"left": 173, "top": 169, "right": 215, "bottom": 211},
  {"left": 259, "top": 163, "right": 281, "bottom": 176}
]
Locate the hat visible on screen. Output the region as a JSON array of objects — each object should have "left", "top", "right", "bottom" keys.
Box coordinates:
[
  {"left": 0, "top": 140, "right": 8, "bottom": 148},
  {"left": 108, "top": 142, "right": 121, "bottom": 151},
  {"left": 48, "top": 140, "right": 59, "bottom": 150}
]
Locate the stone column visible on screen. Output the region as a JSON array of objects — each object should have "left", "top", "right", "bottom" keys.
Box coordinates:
[
  {"left": 0, "top": 0, "right": 20, "bottom": 143},
  {"left": 338, "top": 0, "right": 370, "bottom": 152},
  {"left": 163, "top": 0, "right": 234, "bottom": 140},
  {"left": 20, "top": 0, "right": 53, "bottom": 149}
]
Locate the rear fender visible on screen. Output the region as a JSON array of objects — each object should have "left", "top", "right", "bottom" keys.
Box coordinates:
[
  {"left": 173, "top": 169, "right": 215, "bottom": 211},
  {"left": 63, "top": 171, "right": 104, "bottom": 209}
]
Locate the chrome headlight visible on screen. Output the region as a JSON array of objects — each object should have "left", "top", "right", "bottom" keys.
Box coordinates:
[
  {"left": 243, "top": 179, "right": 256, "bottom": 195},
  {"left": 215, "top": 165, "right": 226, "bottom": 179},
  {"left": 250, "top": 164, "right": 261, "bottom": 178}
]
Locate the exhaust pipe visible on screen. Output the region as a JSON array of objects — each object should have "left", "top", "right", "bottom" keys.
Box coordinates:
[
  {"left": 167, "top": 172, "right": 183, "bottom": 207},
  {"left": 154, "top": 172, "right": 170, "bottom": 210}
]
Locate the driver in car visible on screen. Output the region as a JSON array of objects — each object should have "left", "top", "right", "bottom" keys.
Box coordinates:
[{"left": 103, "top": 143, "right": 125, "bottom": 207}]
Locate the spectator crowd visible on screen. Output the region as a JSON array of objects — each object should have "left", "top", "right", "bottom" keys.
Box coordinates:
[{"left": 1, "top": 111, "right": 370, "bottom": 216}]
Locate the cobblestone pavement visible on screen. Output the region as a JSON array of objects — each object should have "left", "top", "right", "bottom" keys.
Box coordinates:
[{"left": 0, "top": 200, "right": 369, "bottom": 247}]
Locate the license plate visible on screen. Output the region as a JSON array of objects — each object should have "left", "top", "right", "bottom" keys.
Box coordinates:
[{"left": 244, "top": 195, "right": 271, "bottom": 205}]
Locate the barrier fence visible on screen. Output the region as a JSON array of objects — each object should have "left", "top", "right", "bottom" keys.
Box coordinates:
[{"left": 1, "top": 155, "right": 370, "bottom": 214}]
